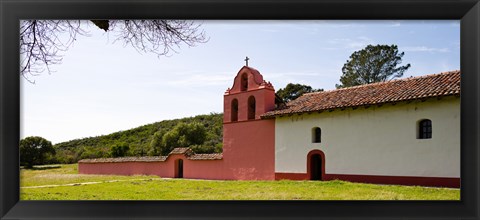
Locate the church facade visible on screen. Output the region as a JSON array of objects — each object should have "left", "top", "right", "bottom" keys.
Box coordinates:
[{"left": 79, "top": 66, "right": 460, "bottom": 188}]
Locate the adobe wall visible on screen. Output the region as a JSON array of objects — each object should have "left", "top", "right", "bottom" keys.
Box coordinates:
[
  {"left": 181, "top": 160, "right": 226, "bottom": 180},
  {"left": 274, "top": 96, "right": 460, "bottom": 187},
  {"left": 79, "top": 161, "right": 168, "bottom": 176},
  {"left": 79, "top": 154, "right": 226, "bottom": 179},
  {"left": 222, "top": 119, "right": 276, "bottom": 180},
  {"left": 224, "top": 89, "right": 275, "bottom": 121}
]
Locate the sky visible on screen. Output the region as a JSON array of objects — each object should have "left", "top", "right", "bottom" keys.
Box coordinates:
[{"left": 20, "top": 20, "right": 460, "bottom": 144}]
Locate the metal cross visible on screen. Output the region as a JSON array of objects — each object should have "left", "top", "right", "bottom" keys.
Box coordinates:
[{"left": 244, "top": 56, "right": 250, "bottom": 66}]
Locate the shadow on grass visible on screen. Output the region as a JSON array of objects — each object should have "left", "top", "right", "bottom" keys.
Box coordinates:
[{"left": 22, "top": 165, "right": 62, "bottom": 170}]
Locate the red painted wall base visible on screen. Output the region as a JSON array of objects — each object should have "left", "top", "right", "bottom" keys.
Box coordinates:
[{"left": 275, "top": 172, "right": 460, "bottom": 188}]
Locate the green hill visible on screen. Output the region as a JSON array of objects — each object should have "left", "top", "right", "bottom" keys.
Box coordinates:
[{"left": 51, "top": 113, "right": 223, "bottom": 164}]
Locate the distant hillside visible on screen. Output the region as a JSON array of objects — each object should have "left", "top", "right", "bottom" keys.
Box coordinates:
[{"left": 51, "top": 113, "right": 223, "bottom": 164}]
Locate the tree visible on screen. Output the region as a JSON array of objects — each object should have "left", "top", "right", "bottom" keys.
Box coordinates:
[
  {"left": 160, "top": 122, "right": 206, "bottom": 155},
  {"left": 149, "top": 130, "right": 166, "bottom": 156},
  {"left": 20, "top": 136, "right": 55, "bottom": 168},
  {"left": 336, "top": 44, "right": 411, "bottom": 88},
  {"left": 110, "top": 143, "right": 130, "bottom": 157},
  {"left": 276, "top": 83, "right": 323, "bottom": 102},
  {"left": 20, "top": 20, "right": 208, "bottom": 82}
]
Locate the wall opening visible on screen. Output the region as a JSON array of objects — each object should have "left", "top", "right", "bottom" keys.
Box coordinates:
[
  {"left": 241, "top": 73, "right": 248, "bottom": 91},
  {"left": 175, "top": 159, "right": 183, "bottom": 178},
  {"left": 417, "top": 119, "right": 432, "bottom": 139},
  {"left": 312, "top": 127, "right": 321, "bottom": 143},
  {"left": 307, "top": 150, "right": 325, "bottom": 181},
  {"left": 231, "top": 99, "right": 238, "bottom": 122},
  {"left": 310, "top": 154, "right": 322, "bottom": 180},
  {"left": 248, "top": 96, "right": 256, "bottom": 120}
]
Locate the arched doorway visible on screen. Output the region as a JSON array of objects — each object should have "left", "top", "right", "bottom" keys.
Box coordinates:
[
  {"left": 307, "top": 150, "right": 325, "bottom": 180},
  {"left": 175, "top": 159, "right": 183, "bottom": 178}
]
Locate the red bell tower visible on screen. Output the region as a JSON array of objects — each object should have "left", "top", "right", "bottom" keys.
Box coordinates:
[
  {"left": 221, "top": 65, "right": 276, "bottom": 180},
  {"left": 223, "top": 66, "right": 276, "bottom": 122}
]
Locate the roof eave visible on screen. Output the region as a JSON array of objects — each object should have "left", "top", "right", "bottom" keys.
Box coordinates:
[{"left": 261, "top": 94, "right": 460, "bottom": 119}]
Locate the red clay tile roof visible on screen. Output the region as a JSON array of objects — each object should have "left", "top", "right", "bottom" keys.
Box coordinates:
[
  {"left": 188, "top": 153, "right": 223, "bottom": 160},
  {"left": 79, "top": 148, "right": 223, "bottom": 163},
  {"left": 262, "top": 70, "right": 460, "bottom": 118},
  {"left": 169, "top": 147, "right": 192, "bottom": 155},
  {"left": 79, "top": 156, "right": 168, "bottom": 163}
]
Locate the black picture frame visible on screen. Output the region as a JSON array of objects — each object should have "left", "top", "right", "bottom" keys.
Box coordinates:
[{"left": 1, "top": 0, "right": 479, "bottom": 219}]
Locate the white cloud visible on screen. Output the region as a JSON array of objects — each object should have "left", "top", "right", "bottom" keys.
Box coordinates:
[
  {"left": 261, "top": 29, "right": 280, "bottom": 33},
  {"left": 403, "top": 46, "right": 450, "bottom": 53},
  {"left": 166, "top": 72, "right": 232, "bottom": 87},
  {"left": 311, "top": 21, "right": 367, "bottom": 28},
  {"left": 328, "top": 36, "right": 375, "bottom": 50},
  {"left": 452, "top": 41, "right": 460, "bottom": 49},
  {"left": 441, "top": 62, "right": 452, "bottom": 71},
  {"left": 388, "top": 21, "right": 402, "bottom": 27},
  {"left": 449, "top": 21, "right": 460, "bottom": 27},
  {"left": 265, "top": 70, "right": 342, "bottom": 90}
]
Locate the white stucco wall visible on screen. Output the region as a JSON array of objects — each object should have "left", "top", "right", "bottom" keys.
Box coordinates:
[{"left": 275, "top": 96, "right": 460, "bottom": 178}]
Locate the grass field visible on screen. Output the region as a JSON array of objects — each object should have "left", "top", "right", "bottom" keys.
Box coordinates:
[{"left": 20, "top": 164, "right": 460, "bottom": 200}]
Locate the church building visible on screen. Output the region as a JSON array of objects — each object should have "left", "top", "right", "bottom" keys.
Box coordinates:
[{"left": 79, "top": 65, "right": 460, "bottom": 188}]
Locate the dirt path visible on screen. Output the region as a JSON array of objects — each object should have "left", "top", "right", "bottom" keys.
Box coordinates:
[
  {"left": 20, "top": 177, "right": 223, "bottom": 189},
  {"left": 21, "top": 178, "right": 158, "bottom": 189}
]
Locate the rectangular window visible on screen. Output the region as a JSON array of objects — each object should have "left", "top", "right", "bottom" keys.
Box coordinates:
[
  {"left": 419, "top": 119, "right": 432, "bottom": 139},
  {"left": 312, "top": 127, "right": 321, "bottom": 143}
]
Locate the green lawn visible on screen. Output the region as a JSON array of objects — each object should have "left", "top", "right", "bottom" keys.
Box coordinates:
[{"left": 20, "top": 164, "right": 460, "bottom": 200}]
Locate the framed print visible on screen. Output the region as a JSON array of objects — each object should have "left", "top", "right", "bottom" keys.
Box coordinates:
[{"left": 1, "top": 0, "right": 479, "bottom": 219}]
